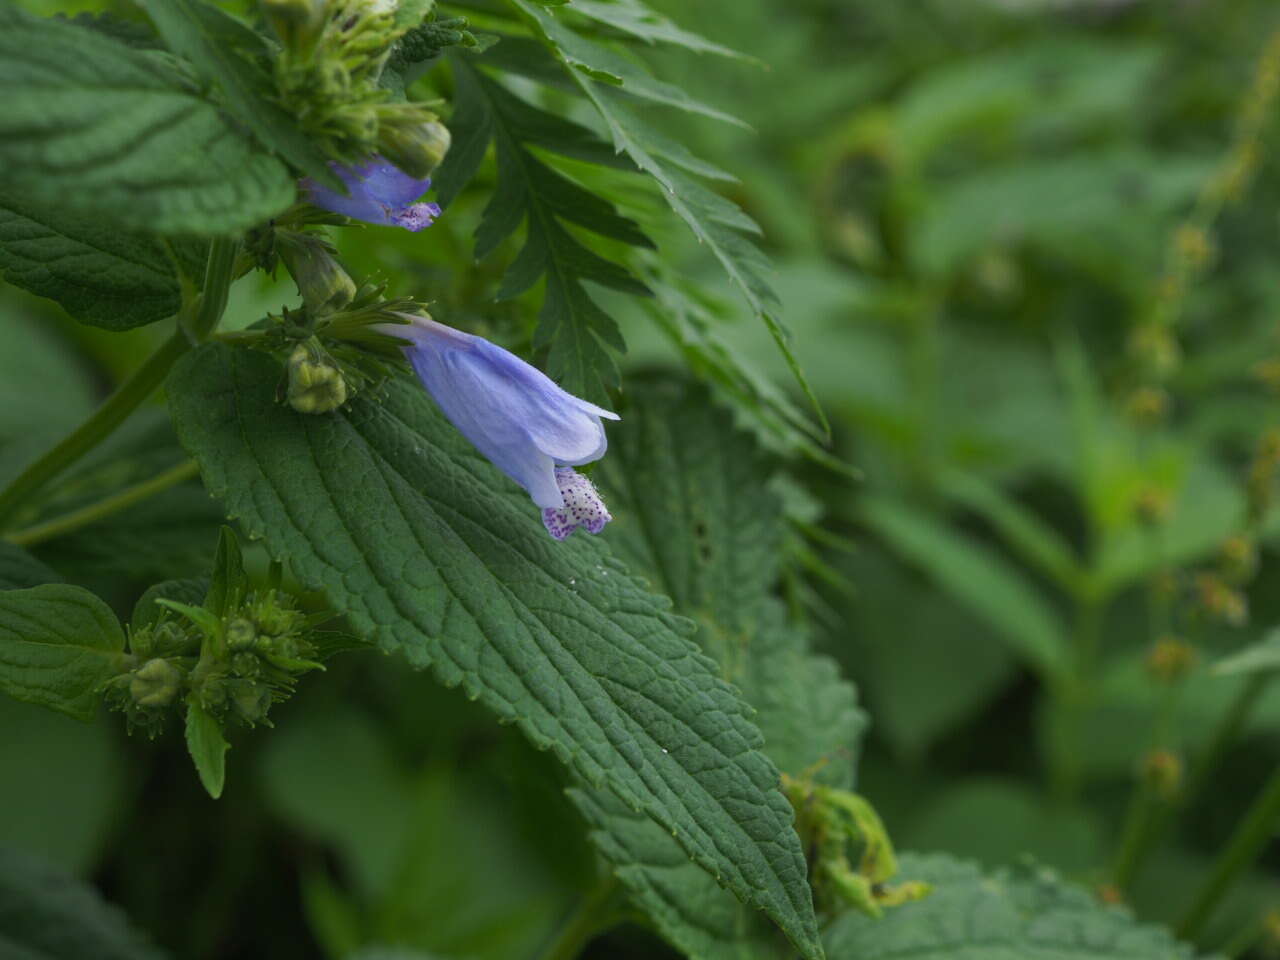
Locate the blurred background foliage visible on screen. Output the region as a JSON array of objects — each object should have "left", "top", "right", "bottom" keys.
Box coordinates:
[{"left": 6, "top": 0, "right": 1280, "bottom": 957}]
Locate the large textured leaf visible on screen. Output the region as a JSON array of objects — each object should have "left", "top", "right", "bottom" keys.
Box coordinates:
[
  {"left": 0, "top": 191, "right": 205, "bottom": 330},
  {"left": 824, "top": 853, "right": 1204, "bottom": 960},
  {"left": 435, "top": 56, "right": 649, "bottom": 401},
  {"left": 574, "top": 378, "right": 863, "bottom": 959},
  {"left": 0, "top": 7, "right": 294, "bottom": 234},
  {"left": 138, "top": 0, "right": 338, "bottom": 187},
  {"left": 504, "top": 0, "right": 826, "bottom": 431},
  {"left": 0, "top": 585, "right": 126, "bottom": 721},
  {"left": 166, "top": 344, "right": 822, "bottom": 960}
]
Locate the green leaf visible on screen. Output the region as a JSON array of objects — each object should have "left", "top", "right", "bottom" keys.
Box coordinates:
[
  {"left": 0, "top": 543, "right": 63, "bottom": 591},
  {"left": 436, "top": 57, "right": 649, "bottom": 400},
  {"left": 167, "top": 343, "right": 822, "bottom": 960},
  {"left": 502, "top": 0, "right": 827, "bottom": 432},
  {"left": 204, "top": 526, "right": 247, "bottom": 619},
  {"left": 937, "top": 470, "right": 1082, "bottom": 591},
  {"left": 0, "top": 584, "right": 125, "bottom": 721},
  {"left": 0, "top": 7, "right": 295, "bottom": 235},
  {"left": 861, "top": 496, "right": 1069, "bottom": 680},
  {"left": 577, "top": 378, "right": 861, "bottom": 959},
  {"left": 843, "top": 552, "right": 1016, "bottom": 763},
  {"left": 901, "top": 779, "right": 1104, "bottom": 877},
  {"left": 157, "top": 599, "right": 222, "bottom": 640},
  {"left": 567, "top": 0, "right": 757, "bottom": 62},
  {"left": 0, "top": 191, "right": 205, "bottom": 330},
  {"left": 137, "top": 0, "right": 338, "bottom": 187},
  {"left": 131, "top": 578, "right": 209, "bottom": 631},
  {"left": 185, "top": 700, "right": 229, "bottom": 799},
  {"left": 570, "top": 787, "right": 785, "bottom": 960},
  {"left": 0, "top": 848, "right": 167, "bottom": 960},
  {"left": 824, "top": 853, "right": 1205, "bottom": 960},
  {"left": 1214, "top": 628, "right": 1280, "bottom": 675}
]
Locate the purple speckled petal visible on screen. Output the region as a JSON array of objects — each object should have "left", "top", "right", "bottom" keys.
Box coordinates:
[
  {"left": 383, "top": 315, "right": 619, "bottom": 527},
  {"left": 390, "top": 202, "right": 441, "bottom": 232},
  {"left": 542, "top": 468, "right": 612, "bottom": 540},
  {"left": 302, "top": 157, "right": 436, "bottom": 231}
]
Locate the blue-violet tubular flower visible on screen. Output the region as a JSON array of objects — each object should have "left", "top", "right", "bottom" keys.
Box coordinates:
[
  {"left": 303, "top": 158, "right": 441, "bottom": 231},
  {"left": 385, "top": 315, "right": 619, "bottom": 537}
]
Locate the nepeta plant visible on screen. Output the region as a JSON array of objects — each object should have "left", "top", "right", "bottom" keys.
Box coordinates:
[{"left": 0, "top": 1, "right": 1267, "bottom": 959}]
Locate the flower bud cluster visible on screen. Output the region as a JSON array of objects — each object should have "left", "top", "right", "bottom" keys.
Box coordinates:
[
  {"left": 260, "top": 0, "right": 447, "bottom": 175},
  {"left": 104, "top": 590, "right": 319, "bottom": 735}
]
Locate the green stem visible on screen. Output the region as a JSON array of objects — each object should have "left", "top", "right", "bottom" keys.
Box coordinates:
[
  {"left": 1126, "top": 672, "right": 1272, "bottom": 887},
  {"left": 0, "top": 237, "right": 237, "bottom": 531},
  {"left": 1111, "top": 781, "right": 1158, "bottom": 891},
  {"left": 4, "top": 460, "right": 199, "bottom": 549},
  {"left": 1052, "top": 592, "right": 1103, "bottom": 802},
  {"left": 1177, "top": 764, "right": 1280, "bottom": 941},
  {"left": 533, "top": 876, "right": 623, "bottom": 960},
  {"left": 1187, "top": 672, "right": 1270, "bottom": 800}
]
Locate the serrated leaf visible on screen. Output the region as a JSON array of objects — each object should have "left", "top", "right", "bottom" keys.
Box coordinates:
[
  {"left": 436, "top": 57, "right": 649, "bottom": 399},
  {"left": 568, "top": 0, "right": 757, "bottom": 62},
  {"left": 577, "top": 378, "right": 862, "bottom": 959},
  {"left": 0, "top": 584, "right": 126, "bottom": 721},
  {"left": 508, "top": 0, "right": 746, "bottom": 124},
  {"left": 824, "top": 853, "right": 1206, "bottom": 960},
  {"left": 167, "top": 343, "right": 822, "bottom": 960},
  {"left": 502, "top": 0, "right": 827, "bottom": 432},
  {"left": 0, "top": 543, "right": 63, "bottom": 591},
  {"left": 0, "top": 848, "right": 167, "bottom": 960},
  {"left": 570, "top": 786, "right": 786, "bottom": 960},
  {"left": 0, "top": 7, "right": 295, "bottom": 235},
  {"left": 138, "top": 0, "right": 338, "bottom": 188},
  {"left": 861, "top": 496, "right": 1069, "bottom": 680},
  {"left": 0, "top": 190, "right": 204, "bottom": 331},
  {"left": 185, "top": 700, "right": 229, "bottom": 799}
]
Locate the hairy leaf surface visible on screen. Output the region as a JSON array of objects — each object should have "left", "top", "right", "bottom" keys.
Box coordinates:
[
  {"left": 824, "top": 853, "right": 1205, "bottom": 960},
  {"left": 0, "top": 584, "right": 125, "bottom": 721},
  {"left": 576, "top": 378, "right": 863, "bottom": 959},
  {"left": 0, "top": 192, "right": 206, "bottom": 330},
  {"left": 0, "top": 7, "right": 294, "bottom": 234},
  {"left": 138, "top": 0, "right": 338, "bottom": 187},
  {"left": 167, "top": 344, "right": 821, "bottom": 958}
]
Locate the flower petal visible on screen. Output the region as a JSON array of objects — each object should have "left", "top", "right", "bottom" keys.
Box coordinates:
[{"left": 406, "top": 345, "right": 565, "bottom": 508}]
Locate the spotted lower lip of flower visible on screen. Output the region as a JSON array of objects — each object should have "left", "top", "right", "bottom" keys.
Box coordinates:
[
  {"left": 302, "top": 158, "right": 441, "bottom": 232},
  {"left": 379, "top": 315, "right": 619, "bottom": 534},
  {"left": 543, "top": 468, "right": 612, "bottom": 540}
]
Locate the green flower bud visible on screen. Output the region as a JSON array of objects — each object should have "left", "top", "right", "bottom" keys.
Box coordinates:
[
  {"left": 231, "top": 651, "right": 263, "bottom": 679},
  {"left": 275, "top": 231, "right": 356, "bottom": 315},
  {"left": 226, "top": 617, "right": 257, "bottom": 651},
  {"left": 129, "top": 658, "right": 183, "bottom": 708},
  {"left": 378, "top": 117, "right": 451, "bottom": 180},
  {"left": 231, "top": 681, "right": 273, "bottom": 726},
  {"left": 252, "top": 590, "right": 306, "bottom": 637},
  {"left": 288, "top": 342, "right": 349, "bottom": 415}
]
